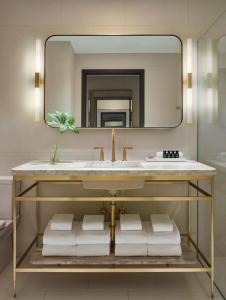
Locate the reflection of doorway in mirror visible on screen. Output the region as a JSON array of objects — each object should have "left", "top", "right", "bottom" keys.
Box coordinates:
[
  {"left": 82, "top": 70, "right": 144, "bottom": 128},
  {"left": 100, "top": 112, "right": 127, "bottom": 128},
  {"left": 96, "top": 99, "right": 131, "bottom": 127}
]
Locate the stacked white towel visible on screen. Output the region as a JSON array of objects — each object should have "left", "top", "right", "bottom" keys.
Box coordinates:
[
  {"left": 42, "top": 245, "right": 76, "bottom": 257},
  {"left": 82, "top": 215, "right": 104, "bottom": 231},
  {"left": 42, "top": 215, "right": 111, "bottom": 257},
  {"left": 42, "top": 214, "right": 76, "bottom": 257},
  {"left": 75, "top": 221, "right": 110, "bottom": 256},
  {"left": 150, "top": 214, "right": 174, "bottom": 232},
  {"left": 75, "top": 222, "right": 110, "bottom": 244},
  {"left": 50, "top": 214, "right": 74, "bottom": 231},
  {"left": 147, "top": 214, "right": 182, "bottom": 256},
  {"left": 43, "top": 222, "right": 77, "bottom": 246},
  {"left": 115, "top": 220, "right": 148, "bottom": 256},
  {"left": 120, "top": 214, "right": 142, "bottom": 231}
]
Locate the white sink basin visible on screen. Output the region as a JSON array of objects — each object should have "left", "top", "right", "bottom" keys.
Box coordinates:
[
  {"left": 83, "top": 161, "right": 144, "bottom": 191},
  {"left": 83, "top": 180, "right": 144, "bottom": 191},
  {"left": 85, "top": 161, "right": 142, "bottom": 169}
]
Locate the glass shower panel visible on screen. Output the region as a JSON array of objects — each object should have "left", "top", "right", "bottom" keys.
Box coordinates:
[{"left": 198, "top": 12, "right": 226, "bottom": 298}]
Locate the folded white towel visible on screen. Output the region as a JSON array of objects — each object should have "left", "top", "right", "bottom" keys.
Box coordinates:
[
  {"left": 0, "top": 220, "right": 6, "bottom": 230},
  {"left": 148, "top": 244, "right": 182, "bottom": 256},
  {"left": 151, "top": 214, "right": 173, "bottom": 232},
  {"left": 42, "top": 244, "right": 110, "bottom": 257},
  {"left": 82, "top": 215, "right": 104, "bottom": 231},
  {"left": 146, "top": 220, "right": 181, "bottom": 245},
  {"left": 42, "top": 245, "right": 76, "bottom": 256},
  {"left": 115, "top": 221, "right": 147, "bottom": 244},
  {"left": 76, "top": 244, "right": 110, "bottom": 256},
  {"left": 115, "top": 243, "right": 147, "bottom": 256},
  {"left": 120, "top": 214, "right": 142, "bottom": 231},
  {"left": 50, "top": 214, "right": 74, "bottom": 231},
  {"left": 43, "top": 222, "right": 77, "bottom": 246},
  {"left": 156, "top": 151, "right": 183, "bottom": 158},
  {"left": 75, "top": 222, "right": 110, "bottom": 245}
]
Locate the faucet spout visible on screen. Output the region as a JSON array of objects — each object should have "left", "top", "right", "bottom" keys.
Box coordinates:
[{"left": 111, "top": 128, "right": 116, "bottom": 162}]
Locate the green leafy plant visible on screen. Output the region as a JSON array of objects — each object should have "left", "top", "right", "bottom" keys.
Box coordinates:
[{"left": 47, "top": 111, "right": 79, "bottom": 163}]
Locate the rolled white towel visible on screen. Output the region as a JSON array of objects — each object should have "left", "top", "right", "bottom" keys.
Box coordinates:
[
  {"left": 82, "top": 215, "right": 104, "bottom": 231},
  {"left": 120, "top": 214, "right": 142, "bottom": 231},
  {"left": 42, "top": 245, "right": 76, "bottom": 256},
  {"left": 43, "top": 222, "right": 77, "bottom": 246},
  {"left": 0, "top": 220, "right": 6, "bottom": 230},
  {"left": 147, "top": 220, "right": 181, "bottom": 245},
  {"left": 150, "top": 214, "right": 173, "bottom": 232},
  {"left": 115, "top": 243, "right": 147, "bottom": 256},
  {"left": 75, "top": 222, "right": 110, "bottom": 245},
  {"left": 76, "top": 244, "right": 110, "bottom": 256},
  {"left": 148, "top": 244, "right": 182, "bottom": 256},
  {"left": 50, "top": 214, "right": 74, "bottom": 231}
]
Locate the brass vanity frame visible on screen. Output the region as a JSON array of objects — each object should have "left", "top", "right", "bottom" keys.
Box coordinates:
[{"left": 12, "top": 173, "right": 215, "bottom": 298}]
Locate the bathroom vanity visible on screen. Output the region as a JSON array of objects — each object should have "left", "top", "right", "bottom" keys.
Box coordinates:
[{"left": 11, "top": 160, "right": 216, "bottom": 297}]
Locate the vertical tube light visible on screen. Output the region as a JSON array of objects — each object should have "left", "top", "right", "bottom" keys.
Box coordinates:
[
  {"left": 35, "top": 39, "right": 41, "bottom": 122},
  {"left": 206, "top": 40, "right": 214, "bottom": 123},
  {"left": 186, "top": 38, "right": 193, "bottom": 124}
]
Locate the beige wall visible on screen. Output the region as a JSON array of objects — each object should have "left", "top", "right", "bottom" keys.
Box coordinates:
[{"left": 1, "top": 0, "right": 226, "bottom": 254}]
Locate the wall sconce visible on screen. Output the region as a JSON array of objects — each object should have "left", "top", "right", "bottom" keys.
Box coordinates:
[
  {"left": 186, "top": 38, "right": 193, "bottom": 124},
  {"left": 35, "top": 39, "right": 42, "bottom": 122}
]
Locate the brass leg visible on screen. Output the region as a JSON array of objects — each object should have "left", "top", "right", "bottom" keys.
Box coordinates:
[
  {"left": 13, "top": 177, "right": 17, "bottom": 297},
  {"left": 36, "top": 182, "right": 40, "bottom": 247},
  {"left": 110, "top": 201, "right": 116, "bottom": 243},
  {"left": 211, "top": 178, "right": 215, "bottom": 298},
  {"left": 187, "top": 182, "right": 190, "bottom": 246}
]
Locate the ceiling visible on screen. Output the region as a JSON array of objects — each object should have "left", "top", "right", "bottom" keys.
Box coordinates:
[{"left": 0, "top": 0, "right": 226, "bottom": 39}]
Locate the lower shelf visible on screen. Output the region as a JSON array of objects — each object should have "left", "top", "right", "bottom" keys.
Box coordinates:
[{"left": 29, "top": 241, "right": 198, "bottom": 267}]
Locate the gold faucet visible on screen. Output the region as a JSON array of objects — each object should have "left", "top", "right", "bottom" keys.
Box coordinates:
[
  {"left": 94, "top": 146, "right": 105, "bottom": 161},
  {"left": 111, "top": 128, "right": 116, "bottom": 162},
  {"left": 122, "top": 146, "right": 133, "bottom": 161}
]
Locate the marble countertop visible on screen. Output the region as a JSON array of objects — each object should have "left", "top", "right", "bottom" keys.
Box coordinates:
[{"left": 11, "top": 160, "right": 216, "bottom": 177}]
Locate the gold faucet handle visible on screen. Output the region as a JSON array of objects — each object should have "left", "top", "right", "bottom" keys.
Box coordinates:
[
  {"left": 122, "top": 146, "right": 133, "bottom": 161},
  {"left": 94, "top": 146, "right": 105, "bottom": 161}
]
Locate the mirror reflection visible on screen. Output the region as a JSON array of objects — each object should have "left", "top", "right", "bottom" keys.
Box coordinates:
[{"left": 45, "top": 35, "right": 182, "bottom": 128}]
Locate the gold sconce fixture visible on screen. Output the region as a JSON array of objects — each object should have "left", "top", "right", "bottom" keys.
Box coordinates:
[
  {"left": 187, "top": 72, "right": 192, "bottom": 89},
  {"left": 35, "top": 72, "right": 41, "bottom": 88}
]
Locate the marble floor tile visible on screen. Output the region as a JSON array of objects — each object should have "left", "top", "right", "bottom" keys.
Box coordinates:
[{"left": 44, "top": 290, "right": 128, "bottom": 300}]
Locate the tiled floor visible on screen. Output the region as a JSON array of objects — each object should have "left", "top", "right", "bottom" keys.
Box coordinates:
[{"left": 0, "top": 263, "right": 223, "bottom": 300}]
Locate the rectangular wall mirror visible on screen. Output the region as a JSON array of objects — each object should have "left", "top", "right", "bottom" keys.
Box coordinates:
[{"left": 45, "top": 35, "right": 183, "bottom": 128}]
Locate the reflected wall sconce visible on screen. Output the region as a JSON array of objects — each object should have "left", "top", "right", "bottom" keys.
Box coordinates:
[
  {"left": 206, "top": 40, "right": 217, "bottom": 123},
  {"left": 34, "top": 39, "right": 42, "bottom": 122},
  {"left": 186, "top": 38, "right": 193, "bottom": 124}
]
